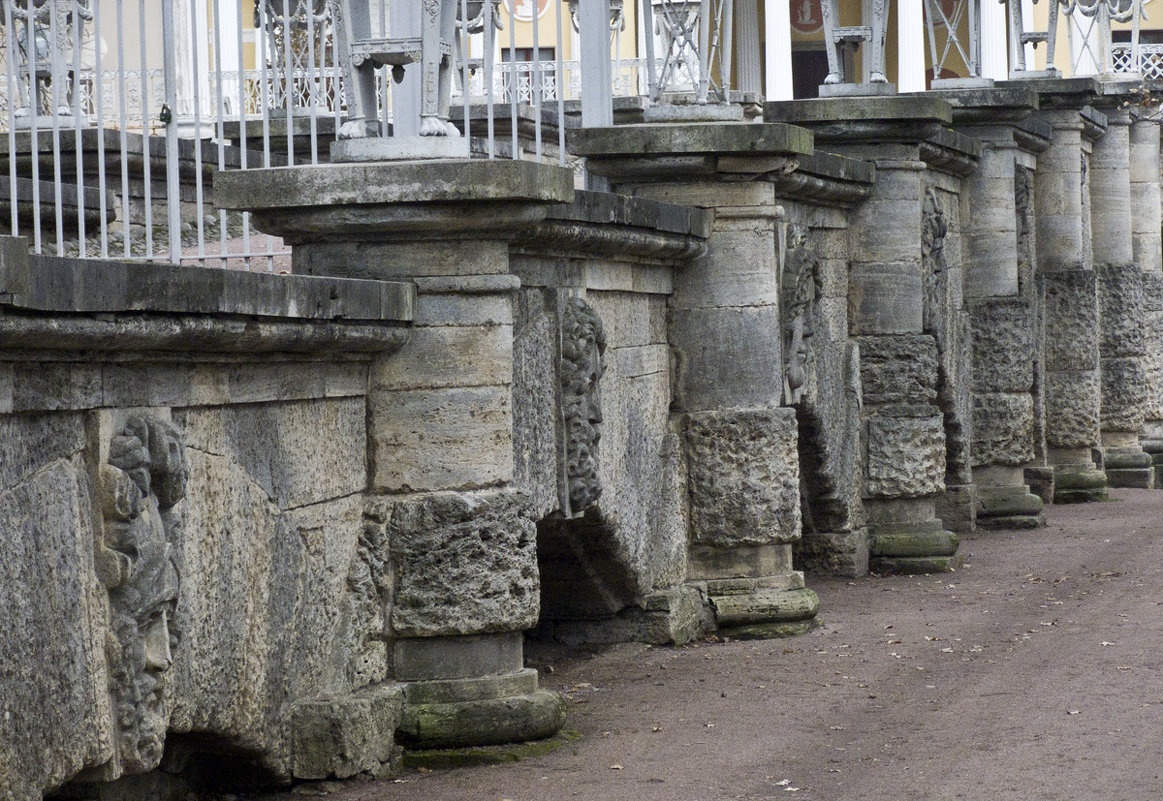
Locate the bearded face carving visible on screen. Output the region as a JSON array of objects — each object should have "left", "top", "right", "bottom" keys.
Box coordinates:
[
  {"left": 559, "top": 297, "right": 607, "bottom": 516},
  {"left": 94, "top": 414, "right": 188, "bottom": 776},
  {"left": 782, "top": 224, "right": 819, "bottom": 406}
]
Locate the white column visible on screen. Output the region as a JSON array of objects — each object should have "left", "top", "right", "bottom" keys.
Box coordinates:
[
  {"left": 896, "top": 0, "right": 925, "bottom": 91},
  {"left": 764, "top": 0, "right": 793, "bottom": 100},
  {"left": 580, "top": 0, "right": 613, "bottom": 126},
  {"left": 173, "top": 0, "right": 212, "bottom": 120},
  {"left": 215, "top": 0, "right": 242, "bottom": 116},
  {"left": 980, "top": 0, "right": 1009, "bottom": 80},
  {"left": 737, "top": 0, "right": 762, "bottom": 93}
]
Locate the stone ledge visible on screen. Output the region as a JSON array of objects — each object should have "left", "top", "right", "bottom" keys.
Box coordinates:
[
  {"left": 764, "top": 95, "right": 952, "bottom": 143},
  {"left": 216, "top": 158, "right": 575, "bottom": 212},
  {"left": 0, "top": 237, "right": 414, "bottom": 323},
  {"left": 544, "top": 189, "right": 713, "bottom": 240},
  {"left": 568, "top": 122, "right": 814, "bottom": 160}
]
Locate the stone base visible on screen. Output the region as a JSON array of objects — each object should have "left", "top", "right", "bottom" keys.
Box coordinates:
[
  {"left": 1107, "top": 467, "right": 1155, "bottom": 488},
  {"left": 330, "top": 135, "right": 470, "bottom": 162},
  {"left": 398, "top": 671, "right": 566, "bottom": 750},
  {"left": 710, "top": 587, "right": 820, "bottom": 638},
  {"left": 796, "top": 527, "right": 870, "bottom": 577},
  {"left": 818, "top": 82, "right": 897, "bottom": 98},
  {"left": 976, "top": 483, "right": 1042, "bottom": 520},
  {"left": 937, "top": 484, "right": 977, "bottom": 534},
  {"left": 869, "top": 520, "right": 959, "bottom": 559},
  {"left": 291, "top": 685, "right": 404, "bottom": 780},
  {"left": 535, "top": 587, "right": 713, "bottom": 646},
  {"left": 1024, "top": 466, "right": 1055, "bottom": 505},
  {"left": 976, "top": 513, "right": 1047, "bottom": 530},
  {"left": 720, "top": 617, "right": 821, "bottom": 639},
  {"left": 872, "top": 553, "right": 964, "bottom": 575},
  {"left": 1052, "top": 464, "right": 1108, "bottom": 503}
]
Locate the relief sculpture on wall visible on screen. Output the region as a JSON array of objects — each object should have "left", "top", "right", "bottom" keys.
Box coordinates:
[
  {"left": 782, "top": 224, "right": 820, "bottom": 406},
  {"left": 922, "top": 187, "right": 949, "bottom": 338},
  {"left": 559, "top": 296, "right": 607, "bottom": 516},
  {"left": 93, "top": 414, "right": 189, "bottom": 776}
]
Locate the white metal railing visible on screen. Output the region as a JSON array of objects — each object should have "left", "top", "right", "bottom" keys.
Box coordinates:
[{"left": 1111, "top": 42, "right": 1163, "bottom": 76}]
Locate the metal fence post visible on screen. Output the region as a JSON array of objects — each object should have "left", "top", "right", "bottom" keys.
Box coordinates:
[{"left": 161, "top": 0, "right": 181, "bottom": 264}]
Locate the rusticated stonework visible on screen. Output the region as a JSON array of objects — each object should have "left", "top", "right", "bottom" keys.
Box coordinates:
[
  {"left": 95, "top": 414, "right": 188, "bottom": 775},
  {"left": 560, "top": 297, "right": 607, "bottom": 515}
]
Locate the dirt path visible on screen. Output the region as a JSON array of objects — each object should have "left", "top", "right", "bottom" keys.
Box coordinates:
[{"left": 261, "top": 489, "right": 1163, "bottom": 801}]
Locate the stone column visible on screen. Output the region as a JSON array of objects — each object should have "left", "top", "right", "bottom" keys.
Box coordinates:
[
  {"left": 1023, "top": 80, "right": 1110, "bottom": 502},
  {"left": 1089, "top": 101, "right": 1153, "bottom": 488},
  {"left": 222, "top": 159, "right": 574, "bottom": 750},
  {"left": 766, "top": 96, "right": 965, "bottom": 573},
  {"left": 571, "top": 123, "right": 821, "bottom": 636},
  {"left": 1130, "top": 109, "right": 1163, "bottom": 482},
  {"left": 947, "top": 88, "right": 1048, "bottom": 528}
]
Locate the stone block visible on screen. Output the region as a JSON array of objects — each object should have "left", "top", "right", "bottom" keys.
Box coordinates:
[
  {"left": 290, "top": 685, "right": 403, "bottom": 780},
  {"left": 796, "top": 527, "right": 869, "bottom": 578},
  {"left": 371, "top": 324, "right": 513, "bottom": 391},
  {"left": 969, "top": 300, "right": 1034, "bottom": 393},
  {"left": 177, "top": 397, "right": 366, "bottom": 510},
  {"left": 848, "top": 261, "right": 924, "bottom": 335},
  {"left": 376, "top": 490, "right": 538, "bottom": 637},
  {"left": 511, "top": 290, "right": 559, "bottom": 518},
  {"left": 972, "top": 393, "right": 1035, "bottom": 466},
  {"left": 391, "top": 632, "right": 525, "bottom": 682},
  {"left": 11, "top": 362, "right": 102, "bottom": 411},
  {"left": 684, "top": 408, "right": 800, "bottom": 548},
  {"left": 370, "top": 386, "right": 513, "bottom": 493},
  {"left": 1040, "top": 271, "right": 1099, "bottom": 372},
  {"left": 937, "top": 484, "right": 977, "bottom": 535},
  {"left": 0, "top": 458, "right": 111, "bottom": 801},
  {"left": 1044, "top": 370, "right": 1101, "bottom": 448},
  {"left": 857, "top": 334, "right": 938, "bottom": 405},
  {"left": 586, "top": 292, "right": 668, "bottom": 347},
  {"left": 0, "top": 413, "right": 86, "bottom": 494},
  {"left": 865, "top": 412, "right": 946, "bottom": 498},
  {"left": 669, "top": 306, "right": 782, "bottom": 413},
  {"left": 1096, "top": 263, "right": 1144, "bottom": 357},
  {"left": 1100, "top": 356, "right": 1147, "bottom": 433},
  {"left": 1024, "top": 466, "right": 1055, "bottom": 505},
  {"left": 670, "top": 226, "right": 778, "bottom": 310}
]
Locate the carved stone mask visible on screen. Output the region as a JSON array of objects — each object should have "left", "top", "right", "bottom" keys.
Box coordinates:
[{"left": 98, "top": 415, "right": 188, "bottom": 776}]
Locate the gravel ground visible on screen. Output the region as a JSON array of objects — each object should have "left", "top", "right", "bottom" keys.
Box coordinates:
[{"left": 257, "top": 488, "right": 1163, "bottom": 801}]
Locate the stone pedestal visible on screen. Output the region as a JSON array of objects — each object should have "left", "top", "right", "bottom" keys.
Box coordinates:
[
  {"left": 944, "top": 88, "right": 1048, "bottom": 529},
  {"left": 219, "top": 159, "right": 574, "bottom": 750},
  {"left": 1015, "top": 79, "right": 1110, "bottom": 502},
  {"left": 1089, "top": 97, "right": 1153, "bottom": 489},
  {"left": 766, "top": 96, "right": 968, "bottom": 573},
  {"left": 570, "top": 123, "right": 820, "bottom": 634}
]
